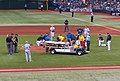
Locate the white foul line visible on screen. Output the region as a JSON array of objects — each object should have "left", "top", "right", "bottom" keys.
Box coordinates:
[{"left": 52, "top": 11, "right": 120, "bottom": 33}]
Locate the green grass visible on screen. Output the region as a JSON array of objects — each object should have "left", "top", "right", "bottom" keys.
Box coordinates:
[
  {"left": 0, "top": 10, "right": 120, "bottom": 28},
  {"left": 0, "top": 10, "right": 120, "bottom": 68},
  {"left": 0, "top": 35, "right": 120, "bottom": 68},
  {"left": 0, "top": 70, "right": 120, "bottom": 81}
]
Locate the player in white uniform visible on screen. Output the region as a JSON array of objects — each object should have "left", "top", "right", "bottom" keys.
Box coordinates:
[
  {"left": 24, "top": 41, "right": 32, "bottom": 62},
  {"left": 50, "top": 25, "right": 55, "bottom": 41},
  {"left": 84, "top": 26, "right": 90, "bottom": 47},
  {"left": 84, "top": 26, "right": 90, "bottom": 38}
]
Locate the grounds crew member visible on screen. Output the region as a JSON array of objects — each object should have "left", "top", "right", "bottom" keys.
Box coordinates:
[
  {"left": 59, "top": 5, "right": 62, "bottom": 14},
  {"left": 41, "top": 4, "right": 43, "bottom": 11},
  {"left": 24, "top": 41, "right": 32, "bottom": 62},
  {"left": 24, "top": 3, "right": 27, "bottom": 11}
]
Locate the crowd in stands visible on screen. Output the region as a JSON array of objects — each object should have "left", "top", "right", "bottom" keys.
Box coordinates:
[
  {"left": 93, "top": 0, "right": 120, "bottom": 12},
  {"left": 53, "top": 0, "right": 120, "bottom": 15},
  {"left": 53, "top": 0, "right": 92, "bottom": 12}
]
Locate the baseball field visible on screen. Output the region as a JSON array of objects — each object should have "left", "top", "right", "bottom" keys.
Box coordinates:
[{"left": 0, "top": 10, "right": 120, "bottom": 81}]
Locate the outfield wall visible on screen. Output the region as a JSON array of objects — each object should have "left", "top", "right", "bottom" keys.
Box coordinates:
[
  {"left": 0, "top": 0, "right": 55, "bottom": 10},
  {"left": 0, "top": 0, "right": 38, "bottom": 9}
]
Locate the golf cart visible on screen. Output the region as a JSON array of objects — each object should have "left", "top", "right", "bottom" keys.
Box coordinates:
[{"left": 45, "top": 41, "right": 88, "bottom": 56}]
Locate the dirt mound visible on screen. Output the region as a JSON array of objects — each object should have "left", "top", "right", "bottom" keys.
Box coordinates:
[{"left": 20, "top": 45, "right": 45, "bottom": 52}]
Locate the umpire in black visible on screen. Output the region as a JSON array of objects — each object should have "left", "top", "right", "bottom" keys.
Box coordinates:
[
  {"left": 91, "top": 12, "right": 94, "bottom": 22},
  {"left": 64, "top": 19, "right": 69, "bottom": 32},
  {"left": 6, "top": 34, "right": 13, "bottom": 55}
]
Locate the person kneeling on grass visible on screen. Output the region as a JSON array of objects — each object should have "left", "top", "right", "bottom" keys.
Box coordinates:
[
  {"left": 36, "top": 34, "right": 44, "bottom": 46},
  {"left": 98, "top": 34, "right": 106, "bottom": 47}
]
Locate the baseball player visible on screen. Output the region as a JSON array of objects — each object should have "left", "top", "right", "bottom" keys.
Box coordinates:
[
  {"left": 84, "top": 25, "right": 90, "bottom": 38},
  {"left": 36, "top": 34, "right": 43, "bottom": 46},
  {"left": 24, "top": 41, "right": 32, "bottom": 62},
  {"left": 106, "top": 33, "right": 112, "bottom": 51},
  {"left": 98, "top": 34, "right": 106, "bottom": 46},
  {"left": 50, "top": 25, "right": 55, "bottom": 41},
  {"left": 77, "top": 27, "right": 83, "bottom": 35}
]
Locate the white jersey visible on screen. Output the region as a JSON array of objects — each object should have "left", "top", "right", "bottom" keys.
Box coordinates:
[
  {"left": 24, "top": 44, "right": 30, "bottom": 51},
  {"left": 50, "top": 26, "right": 55, "bottom": 37},
  {"left": 50, "top": 26, "right": 55, "bottom": 32},
  {"left": 84, "top": 28, "right": 90, "bottom": 36}
]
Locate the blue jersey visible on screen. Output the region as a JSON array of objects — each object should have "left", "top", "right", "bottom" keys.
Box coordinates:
[
  {"left": 66, "top": 33, "right": 72, "bottom": 39},
  {"left": 44, "top": 36, "right": 51, "bottom": 41}
]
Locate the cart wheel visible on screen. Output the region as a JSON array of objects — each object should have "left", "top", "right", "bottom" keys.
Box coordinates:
[
  {"left": 76, "top": 50, "right": 82, "bottom": 56},
  {"left": 50, "top": 49, "right": 56, "bottom": 54}
]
